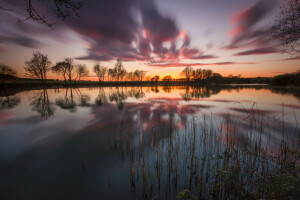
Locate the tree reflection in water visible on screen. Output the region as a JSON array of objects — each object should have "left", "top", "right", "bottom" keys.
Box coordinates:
[
  {"left": 30, "top": 89, "right": 55, "bottom": 119},
  {"left": 108, "top": 87, "right": 145, "bottom": 110},
  {"left": 0, "top": 95, "right": 20, "bottom": 110},
  {"left": 180, "top": 86, "right": 222, "bottom": 101},
  {"left": 55, "top": 88, "right": 91, "bottom": 112},
  {"left": 151, "top": 86, "right": 160, "bottom": 93},
  {"left": 95, "top": 87, "right": 108, "bottom": 106}
]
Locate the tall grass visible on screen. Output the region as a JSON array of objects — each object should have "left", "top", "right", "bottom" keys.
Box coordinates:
[{"left": 111, "top": 106, "right": 300, "bottom": 199}]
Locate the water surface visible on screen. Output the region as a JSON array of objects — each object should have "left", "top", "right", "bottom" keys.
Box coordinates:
[{"left": 0, "top": 86, "right": 299, "bottom": 199}]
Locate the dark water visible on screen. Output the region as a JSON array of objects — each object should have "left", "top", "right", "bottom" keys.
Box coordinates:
[{"left": 0, "top": 86, "right": 299, "bottom": 199}]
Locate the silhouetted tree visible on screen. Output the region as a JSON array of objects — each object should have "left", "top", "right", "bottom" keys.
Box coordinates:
[
  {"left": 134, "top": 70, "right": 146, "bottom": 81},
  {"left": 108, "top": 68, "right": 114, "bottom": 81},
  {"left": 0, "top": 64, "right": 16, "bottom": 85},
  {"left": 162, "top": 75, "right": 172, "bottom": 81},
  {"left": 151, "top": 75, "right": 160, "bottom": 82},
  {"left": 272, "top": 0, "right": 300, "bottom": 54},
  {"left": 75, "top": 64, "right": 89, "bottom": 81},
  {"left": 120, "top": 69, "right": 127, "bottom": 81},
  {"left": 272, "top": 70, "right": 300, "bottom": 86},
  {"left": 30, "top": 89, "right": 55, "bottom": 118},
  {"left": 64, "top": 58, "right": 76, "bottom": 84},
  {"left": 93, "top": 64, "right": 107, "bottom": 82},
  {"left": 52, "top": 61, "right": 68, "bottom": 82},
  {"left": 126, "top": 72, "right": 135, "bottom": 81},
  {"left": 180, "top": 66, "right": 193, "bottom": 81},
  {"left": 52, "top": 58, "right": 77, "bottom": 83},
  {"left": 202, "top": 69, "right": 212, "bottom": 79},
  {"left": 24, "top": 52, "right": 51, "bottom": 84},
  {"left": 113, "top": 58, "right": 126, "bottom": 81}
]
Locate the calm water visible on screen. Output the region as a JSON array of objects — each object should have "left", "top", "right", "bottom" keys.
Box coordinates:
[{"left": 0, "top": 86, "right": 299, "bottom": 199}]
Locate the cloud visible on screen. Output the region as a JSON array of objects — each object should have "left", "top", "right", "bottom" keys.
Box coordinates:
[
  {"left": 0, "top": 35, "right": 44, "bottom": 48},
  {"left": 282, "top": 56, "right": 300, "bottom": 61},
  {"left": 233, "top": 46, "right": 278, "bottom": 56},
  {"left": 225, "top": 0, "right": 280, "bottom": 56},
  {"left": 148, "top": 61, "right": 256, "bottom": 68},
  {"left": 66, "top": 0, "right": 211, "bottom": 63}
]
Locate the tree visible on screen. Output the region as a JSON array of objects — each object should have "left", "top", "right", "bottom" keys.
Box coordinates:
[
  {"left": 52, "top": 61, "right": 69, "bottom": 82},
  {"left": 0, "top": 64, "right": 16, "bottom": 85},
  {"left": 162, "top": 75, "right": 172, "bottom": 81},
  {"left": 134, "top": 70, "right": 146, "bottom": 81},
  {"left": 75, "top": 64, "right": 89, "bottom": 81},
  {"left": 151, "top": 75, "right": 160, "bottom": 82},
  {"left": 192, "top": 69, "right": 202, "bottom": 80},
  {"left": 0, "top": 0, "right": 83, "bottom": 27},
  {"left": 119, "top": 69, "right": 127, "bottom": 81},
  {"left": 52, "top": 58, "right": 75, "bottom": 83},
  {"left": 203, "top": 69, "right": 212, "bottom": 79},
  {"left": 180, "top": 66, "right": 193, "bottom": 81},
  {"left": 93, "top": 64, "right": 107, "bottom": 82},
  {"left": 126, "top": 72, "right": 135, "bottom": 81},
  {"left": 108, "top": 68, "right": 114, "bottom": 81},
  {"left": 65, "top": 58, "right": 75, "bottom": 83},
  {"left": 24, "top": 52, "right": 51, "bottom": 84},
  {"left": 272, "top": 0, "right": 300, "bottom": 55},
  {"left": 113, "top": 58, "right": 126, "bottom": 81}
]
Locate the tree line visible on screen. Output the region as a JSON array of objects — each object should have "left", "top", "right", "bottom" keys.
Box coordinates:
[
  {"left": 0, "top": 52, "right": 299, "bottom": 86},
  {"left": 0, "top": 52, "right": 150, "bottom": 85}
]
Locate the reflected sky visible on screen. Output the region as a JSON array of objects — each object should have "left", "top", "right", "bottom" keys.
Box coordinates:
[{"left": 0, "top": 86, "right": 299, "bottom": 199}]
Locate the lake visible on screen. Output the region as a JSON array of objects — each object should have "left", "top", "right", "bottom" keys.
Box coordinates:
[{"left": 0, "top": 85, "right": 299, "bottom": 199}]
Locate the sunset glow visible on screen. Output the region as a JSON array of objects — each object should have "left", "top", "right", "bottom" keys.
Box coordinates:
[{"left": 0, "top": 0, "right": 299, "bottom": 79}]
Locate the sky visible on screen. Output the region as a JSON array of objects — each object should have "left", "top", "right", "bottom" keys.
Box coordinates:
[{"left": 0, "top": 0, "right": 299, "bottom": 80}]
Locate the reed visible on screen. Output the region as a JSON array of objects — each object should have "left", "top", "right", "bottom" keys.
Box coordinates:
[{"left": 112, "top": 105, "right": 300, "bottom": 199}]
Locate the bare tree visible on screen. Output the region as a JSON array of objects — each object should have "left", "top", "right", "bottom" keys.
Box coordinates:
[
  {"left": 19, "top": 0, "right": 83, "bottom": 27},
  {"left": 134, "top": 70, "right": 146, "bottom": 81},
  {"left": 119, "top": 69, "right": 127, "bottom": 81},
  {"left": 272, "top": 0, "right": 300, "bottom": 55},
  {"left": 64, "top": 58, "right": 75, "bottom": 83},
  {"left": 52, "top": 61, "right": 69, "bottom": 82},
  {"left": 52, "top": 58, "right": 75, "bottom": 83},
  {"left": 93, "top": 64, "right": 107, "bottom": 82},
  {"left": 75, "top": 64, "right": 89, "bottom": 81},
  {"left": 108, "top": 68, "right": 114, "bottom": 81},
  {"left": 113, "top": 58, "right": 126, "bottom": 81},
  {"left": 24, "top": 52, "right": 51, "bottom": 84},
  {"left": 192, "top": 69, "right": 202, "bottom": 80},
  {"left": 180, "top": 66, "right": 193, "bottom": 81},
  {"left": 126, "top": 72, "right": 135, "bottom": 81},
  {"left": 0, "top": 64, "right": 16, "bottom": 85}
]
